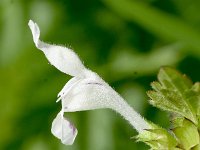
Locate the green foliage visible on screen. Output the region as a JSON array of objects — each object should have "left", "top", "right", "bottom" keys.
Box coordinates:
[
  {"left": 104, "top": 0, "right": 200, "bottom": 56},
  {"left": 138, "top": 67, "right": 200, "bottom": 149}
]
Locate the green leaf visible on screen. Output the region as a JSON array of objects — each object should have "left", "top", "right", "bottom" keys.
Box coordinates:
[
  {"left": 147, "top": 67, "right": 197, "bottom": 124},
  {"left": 157, "top": 67, "right": 193, "bottom": 92},
  {"left": 138, "top": 67, "right": 200, "bottom": 149},
  {"left": 191, "top": 82, "right": 200, "bottom": 116},
  {"left": 190, "top": 82, "right": 200, "bottom": 130},
  {"left": 148, "top": 90, "right": 186, "bottom": 115}
]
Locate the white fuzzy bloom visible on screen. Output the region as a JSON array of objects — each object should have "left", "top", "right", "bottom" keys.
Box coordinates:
[{"left": 28, "top": 20, "right": 149, "bottom": 145}]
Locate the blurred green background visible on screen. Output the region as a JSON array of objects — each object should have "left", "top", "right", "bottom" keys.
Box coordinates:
[{"left": 0, "top": 0, "right": 200, "bottom": 149}]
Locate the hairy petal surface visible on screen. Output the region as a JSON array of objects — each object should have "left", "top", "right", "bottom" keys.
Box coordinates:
[{"left": 28, "top": 20, "right": 86, "bottom": 77}]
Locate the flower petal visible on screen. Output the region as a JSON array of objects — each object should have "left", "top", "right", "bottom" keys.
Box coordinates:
[
  {"left": 51, "top": 112, "right": 78, "bottom": 145},
  {"left": 61, "top": 77, "right": 119, "bottom": 112},
  {"left": 57, "top": 77, "right": 81, "bottom": 102},
  {"left": 28, "top": 20, "right": 40, "bottom": 47},
  {"left": 28, "top": 20, "right": 86, "bottom": 77}
]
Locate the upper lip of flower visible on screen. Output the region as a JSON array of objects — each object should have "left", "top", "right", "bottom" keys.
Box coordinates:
[{"left": 28, "top": 20, "right": 87, "bottom": 77}]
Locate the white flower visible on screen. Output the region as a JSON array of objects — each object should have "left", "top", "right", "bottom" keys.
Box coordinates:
[{"left": 28, "top": 20, "right": 149, "bottom": 145}]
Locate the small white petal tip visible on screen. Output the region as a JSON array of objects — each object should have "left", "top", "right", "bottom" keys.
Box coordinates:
[
  {"left": 28, "top": 20, "right": 40, "bottom": 47},
  {"left": 51, "top": 112, "right": 78, "bottom": 145}
]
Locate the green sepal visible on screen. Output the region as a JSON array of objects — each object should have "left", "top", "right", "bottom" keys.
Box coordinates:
[
  {"left": 137, "top": 122, "right": 178, "bottom": 150},
  {"left": 172, "top": 119, "right": 199, "bottom": 149}
]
